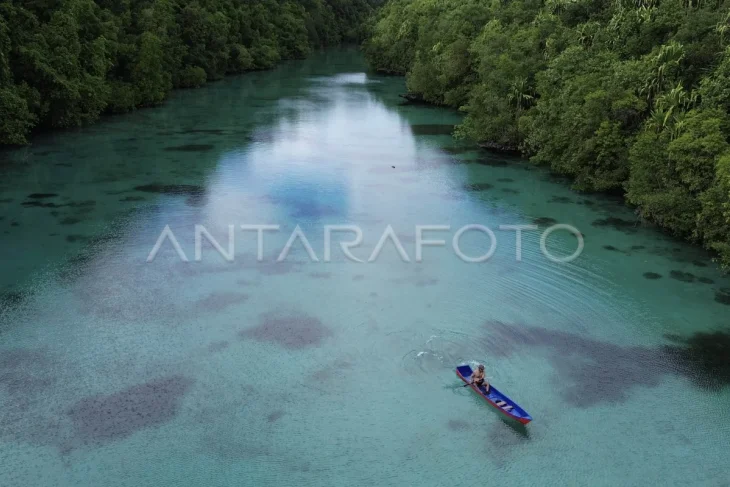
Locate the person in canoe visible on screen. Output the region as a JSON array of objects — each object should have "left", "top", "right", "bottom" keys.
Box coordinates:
[{"left": 470, "top": 364, "right": 489, "bottom": 392}]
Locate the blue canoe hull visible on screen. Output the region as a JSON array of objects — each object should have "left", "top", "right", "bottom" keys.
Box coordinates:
[{"left": 456, "top": 365, "right": 532, "bottom": 424}]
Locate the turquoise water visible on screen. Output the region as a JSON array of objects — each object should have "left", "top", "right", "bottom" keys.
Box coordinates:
[{"left": 1, "top": 48, "right": 729, "bottom": 486}]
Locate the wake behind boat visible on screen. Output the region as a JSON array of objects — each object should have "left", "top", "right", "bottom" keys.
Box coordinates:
[{"left": 456, "top": 364, "right": 532, "bottom": 424}]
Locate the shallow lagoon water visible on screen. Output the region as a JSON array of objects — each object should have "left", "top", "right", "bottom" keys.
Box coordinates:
[{"left": 1, "top": 48, "right": 729, "bottom": 486}]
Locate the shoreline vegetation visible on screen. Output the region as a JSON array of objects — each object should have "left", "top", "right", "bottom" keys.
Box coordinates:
[
  {"left": 0, "top": 0, "right": 379, "bottom": 145},
  {"left": 363, "top": 0, "right": 730, "bottom": 268},
  {"left": 4, "top": 0, "right": 730, "bottom": 270}
]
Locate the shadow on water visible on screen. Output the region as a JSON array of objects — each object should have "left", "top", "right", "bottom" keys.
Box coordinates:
[
  {"left": 485, "top": 321, "right": 730, "bottom": 408},
  {"left": 484, "top": 412, "right": 532, "bottom": 466},
  {"left": 0, "top": 345, "right": 194, "bottom": 454},
  {"left": 496, "top": 416, "right": 530, "bottom": 440}
]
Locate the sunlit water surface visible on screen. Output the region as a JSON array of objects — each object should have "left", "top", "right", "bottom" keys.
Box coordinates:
[{"left": 1, "top": 49, "right": 729, "bottom": 487}]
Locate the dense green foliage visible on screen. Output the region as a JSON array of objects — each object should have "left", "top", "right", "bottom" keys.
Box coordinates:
[
  {"left": 0, "top": 0, "right": 377, "bottom": 144},
  {"left": 365, "top": 0, "right": 730, "bottom": 266}
]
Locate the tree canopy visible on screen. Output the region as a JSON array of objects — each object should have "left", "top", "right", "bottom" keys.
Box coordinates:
[
  {"left": 0, "top": 0, "right": 379, "bottom": 145},
  {"left": 365, "top": 0, "right": 730, "bottom": 267}
]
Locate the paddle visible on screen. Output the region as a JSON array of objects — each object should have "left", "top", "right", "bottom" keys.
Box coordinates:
[{"left": 463, "top": 378, "right": 491, "bottom": 392}]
